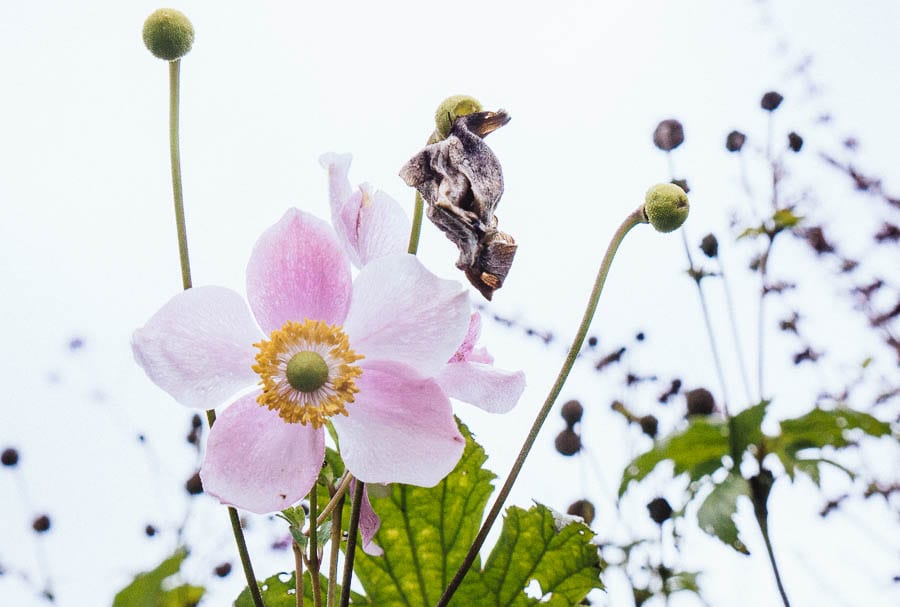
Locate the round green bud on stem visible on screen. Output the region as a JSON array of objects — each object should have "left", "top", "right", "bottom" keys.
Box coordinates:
[
  {"left": 143, "top": 9, "right": 194, "bottom": 61},
  {"left": 643, "top": 183, "right": 689, "bottom": 233},
  {"left": 434, "top": 95, "right": 483, "bottom": 140},
  {"left": 286, "top": 351, "right": 329, "bottom": 393}
]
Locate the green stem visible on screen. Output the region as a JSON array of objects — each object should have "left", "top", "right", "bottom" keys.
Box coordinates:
[
  {"left": 754, "top": 510, "right": 791, "bottom": 607},
  {"left": 293, "top": 539, "right": 305, "bottom": 607},
  {"left": 168, "top": 60, "right": 192, "bottom": 291},
  {"left": 717, "top": 256, "right": 754, "bottom": 405},
  {"left": 316, "top": 473, "right": 352, "bottom": 528},
  {"left": 681, "top": 230, "right": 731, "bottom": 417},
  {"left": 309, "top": 488, "right": 322, "bottom": 607},
  {"left": 326, "top": 490, "right": 345, "bottom": 607},
  {"left": 339, "top": 480, "right": 365, "bottom": 607},
  {"left": 167, "top": 60, "right": 264, "bottom": 607},
  {"left": 436, "top": 206, "right": 647, "bottom": 607},
  {"left": 407, "top": 191, "right": 425, "bottom": 254}
]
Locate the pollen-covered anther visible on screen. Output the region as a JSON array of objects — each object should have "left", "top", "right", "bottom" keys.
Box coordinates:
[{"left": 252, "top": 320, "right": 363, "bottom": 428}]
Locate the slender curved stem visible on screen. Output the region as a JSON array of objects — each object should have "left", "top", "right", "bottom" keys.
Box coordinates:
[
  {"left": 166, "top": 59, "right": 264, "bottom": 607},
  {"left": 326, "top": 491, "right": 346, "bottom": 607},
  {"left": 293, "top": 540, "right": 305, "bottom": 607},
  {"left": 168, "top": 60, "right": 192, "bottom": 291},
  {"left": 681, "top": 230, "right": 731, "bottom": 416},
  {"left": 316, "top": 473, "right": 352, "bottom": 528},
  {"left": 309, "top": 488, "right": 322, "bottom": 607},
  {"left": 717, "top": 256, "right": 754, "bottom": 405},
  {"left": 436, "top": 207, "right": 647, "bottom": 606},
  {"left": 755, "top": 511, "right": 791, "bottom": 606},
  {"left": 339, "top": 480, "right": 365, "bottom": 607}
]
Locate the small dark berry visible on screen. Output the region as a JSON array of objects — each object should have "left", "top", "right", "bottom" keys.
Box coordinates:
[
  {"left": 639, "top": 415, "right": 658, "bottom": 438},
  {"left": 635, "top": 332, "right": 645, "bottom": 342},
  {"left": 700, "top": 233, "right": 719, "bottom": 258},
  {"left": 145, "top": 524, "right": 157, "bottom": 537},
  {"left": 185, "top": 471, "right": 203, "bottom": 495},
  {"left": 725, "top": 130, "right": 746, "bottom": 152},
  {"left": 653, "top": 119, "right": 685, "bottom": 151},
  {"left": 214, "top": 562, "right": 232, "bottom": 578},
  {"left": 670, "top": 178, "right": 690, "bottom": 194},
  {"left": 647, "top": 497, "right": 673, "bottom": 524},
  {"left": 191, "top": 414, "right": 202, "bottom": 429},
  {"left": 761, "top": 91, "right": 784, "bottom": 111},
  {"left": 787, "top": 131, "right": 803, "bottom": 152},
  {"left": 554, "top": 429, "right": 582, "bottom": 456},
  {"left": 1, "top": 448, "right": 19, "bottom": 467},
  {"left": 587, "top": 336, "right": 598, "bottom": 347},
  {"left": 32, "top": 515, "right": 51, "bottom": 533},
  {"left": 567, "top": 499, "right": 596, "bottom": 525},
  {"left": 686, "top": 388, "right": 716, "bottom": 416},
  {"left": 561, "top": 400, "right": 584, "bottom": 426}
]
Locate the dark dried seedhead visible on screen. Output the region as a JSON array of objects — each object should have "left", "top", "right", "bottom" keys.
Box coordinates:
[
  {"left": 1, "top": 448, "right": 19, "bottom": 467},
  {"left": 726, "top": 130, "right": 746, "bottom": 152},
  {"left": 185, "top": 471, "right": 204, "bottom": 495},
  {"left": 145, "top": 524, "right": 157, "bottom": 537},
  {"left": 788, "top": 131, "right": 804, "bottom": 152},
  {"left": 685, "top": 388, "right": 715, "bottom": 416},
  {"left": 214, "top": 562, "right": 232, "bottom": 578},
  {"left": 700, "top": 233, "right": 719, "bottom": 258},
  {"left": 555, "top": 428, "right": 582, "bottom": 456},
  {"left": 400, "top": 109, "right": 516, "bottom": 300},
  {"left": 653, "top": 119, "right": 685, "bottom": 151},
  {"left": 639, "top": 415, "right": 659, "bottom": 438},
  {"left": 32, "top": 514, "right": 51, "bottom": 533},
  {"left": 561, "top": 399, "right": 584, "bottom": 426},
  {"left": 647, "top": 497, "right": 673, "bottom": 524},
  {"left": 761, "top": 91, "right": 784, "bottom": 111},
  {"left": 567, "top": 499, "right": 596, "bottom": 525}
]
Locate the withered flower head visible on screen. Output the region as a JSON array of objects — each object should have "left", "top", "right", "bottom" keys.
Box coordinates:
[{"left": 400, "top": 110, "right": 517, "bottom": 300}]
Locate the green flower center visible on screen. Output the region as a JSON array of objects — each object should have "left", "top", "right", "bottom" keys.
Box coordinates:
[{"left": 286, "top": 351, "right": 329, "bottom": 393}]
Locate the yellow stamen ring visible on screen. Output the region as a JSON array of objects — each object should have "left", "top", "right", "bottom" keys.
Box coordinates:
[{"left": 252, "top": 319, "right": 363, "bottom": 428}]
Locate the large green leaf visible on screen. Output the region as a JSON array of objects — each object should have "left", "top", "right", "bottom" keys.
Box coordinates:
[
  {"left": 351, "top": 422, "right": 496, "bottom": 606},
  {"left": 113, "top": 549, "right": 204, "bottom": 607},
  {"left": 696, "top": 473, "right": 750, "bottom": 554},
  {"left": 452, "top": 504, "right": 603, "bottom": 606},
  {"left": 620, "top": 419, "right": 730, "bottom": 496}
]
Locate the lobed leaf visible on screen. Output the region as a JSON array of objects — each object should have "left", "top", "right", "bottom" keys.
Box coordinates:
[
  {"left": 620, "top": 419, "right": 730, "bottom": 496},
  {"left": 696, "top": 473, "right": 750, "bottom": 554},
  {"left": 113, "top": 548, "right": 205, "bottom": 607}
]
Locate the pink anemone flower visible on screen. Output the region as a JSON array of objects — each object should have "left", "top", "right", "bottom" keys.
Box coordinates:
[{"left": 132, "top": 208, "right": 473, "bottom": 514}]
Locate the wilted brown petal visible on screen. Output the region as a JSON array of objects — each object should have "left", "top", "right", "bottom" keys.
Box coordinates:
[{"left": 400, "top": 111, "right": 517, "bottom": 300}]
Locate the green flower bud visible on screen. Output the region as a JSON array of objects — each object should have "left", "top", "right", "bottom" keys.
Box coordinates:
[
  {"left": 143, "top": 9, "right": 194, "bottom": 61},
  {"left": 643, "top": 183, "right": 689, "bottom": 233},
  {"left": 434, "top": 95, "right": 483, "bottom": 140}
]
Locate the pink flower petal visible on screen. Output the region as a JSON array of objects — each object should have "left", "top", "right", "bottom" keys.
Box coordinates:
[
  {"left": 246, "top": 209, "right": 352, "bottom": 334},
  {"left": 320, "top": 153, "right": 410, "bottom": 268},
  {"left": 437, "top": 361, "right": 526, "bottom": 414},
  {"left": 344, "top": 255, "right": 470, "bottom": 376},
  {"left": 351, "top": 479, "right": 383, "bottom": 556},
  {"left": 449, "top": 312, "right": 482, "bottom": 362},
  {"left": 332, "top": 361, "right": 465, "bottom": 486},
  {"left": 201, "top": 393, "right": 326, "bottom": 514},
  {"left": 131, "top": 286, "right": 261, "bottom": 409}
]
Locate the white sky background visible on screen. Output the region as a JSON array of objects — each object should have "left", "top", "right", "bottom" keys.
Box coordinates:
[{"left": 1, "top": 0, "right": 898, "bottom": 605}]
